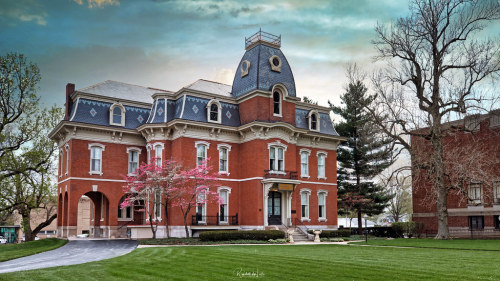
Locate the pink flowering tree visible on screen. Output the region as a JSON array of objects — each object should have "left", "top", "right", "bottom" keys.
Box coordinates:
[
  {"left": 121, "top": 159, "right": 182, "bottom": 239},
  {"left": 173, "top": 159, "right": 220, "bottom": 238}
]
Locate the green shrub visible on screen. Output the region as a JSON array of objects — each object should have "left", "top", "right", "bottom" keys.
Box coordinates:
[
  {"left": 320, "top": 238, "right": 329, "bottom": 242},
  {"left": 392, "top": 222, "right": 419, "bottom": 238},
  {"left": 199, "top": 230, "right": 285, "bottom": 241}
]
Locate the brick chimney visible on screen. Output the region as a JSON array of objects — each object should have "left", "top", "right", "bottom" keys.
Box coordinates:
[{"left": 65, "top": 83, "right": 75, "bottom": 120}]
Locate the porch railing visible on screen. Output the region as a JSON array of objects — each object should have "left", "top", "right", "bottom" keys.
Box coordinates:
[
  {"left": 264, "top": 170, "right": 298, "bottom": 180},
  {"left": 192, "top": 213, "right": 238, "bottom": 226}
]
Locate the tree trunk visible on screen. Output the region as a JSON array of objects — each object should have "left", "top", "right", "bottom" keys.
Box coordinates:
[
  {"left": 31, "top": 213, "right": 57, "bottom": 240},
  {"left": 431, "top": 116, "right": 450, "bottom": 239},
  {"left": 164, "top": 202, "right": 170, "bottom": 238},
  {"left": 148, "top": 213, "right": 156, "bottom": 240},
  {"left": 357, "top": 211, "right": 363, "bottom": 235},
  {"left": 183, "top": 212, "right": 189, "bottom": 238},
  {"left": 20, "top": 210, "right": 35, "bottom": 242}
]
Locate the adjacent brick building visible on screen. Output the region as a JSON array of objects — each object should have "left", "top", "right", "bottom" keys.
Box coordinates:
[
  {"left": 49, "top": 31, "right": 345, "bottom": 238},
  {"left": 412, "top": 111, "right": 500, "bottom": 236}
]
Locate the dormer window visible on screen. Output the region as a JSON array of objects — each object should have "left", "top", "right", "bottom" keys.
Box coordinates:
[
  {"left": 109, "top": 103, "right": 125, "bottom": 126},
  {"left": 207, "top": 99, "right": 222, "bottom": 124},
  {"left": 308, "top": 110, "right": 320, "bottom": 132}
]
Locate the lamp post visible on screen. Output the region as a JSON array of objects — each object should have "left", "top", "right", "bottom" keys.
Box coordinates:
[{"left": 363, "top": 214, "right": 368, "bottom": 243}]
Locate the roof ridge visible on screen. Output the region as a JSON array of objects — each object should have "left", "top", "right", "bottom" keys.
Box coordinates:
[
  {"left": 197, "top": 79, "right": 231, "bottom": 87},
  {"left": 77, "top": 80, "right": 109, "bottom": 92}
]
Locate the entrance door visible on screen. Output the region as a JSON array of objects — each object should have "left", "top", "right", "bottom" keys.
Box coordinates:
[{"left": 268, "top": 191, "right": 282, "bottom": 225}]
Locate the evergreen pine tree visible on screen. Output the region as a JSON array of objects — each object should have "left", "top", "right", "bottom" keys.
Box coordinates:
[{"left": 330, "top": 80, "right": 394, "bottom": 234}]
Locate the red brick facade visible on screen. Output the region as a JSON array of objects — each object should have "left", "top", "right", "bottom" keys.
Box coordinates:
[{"left": 412, "top": 112, "right": 500, "bottom": 236}]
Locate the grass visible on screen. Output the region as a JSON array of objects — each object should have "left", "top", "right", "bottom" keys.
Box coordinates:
[
  {"left": 2, "top": 243, "right": 500, "bottom": 280},
  {"left": 349, "top": 238, "right": 500, "bottom": 250},
  {"left": 139, "top": 238, "right": 286, "bottom": 245},
  {"left": 0, "top": 238, "right": 67, "bottom": 262}
]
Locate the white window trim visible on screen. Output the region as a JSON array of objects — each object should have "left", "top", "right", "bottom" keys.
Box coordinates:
[
  {"left": 59, "top": 148, "right": 63, "bottom": 177},
  {"left": 299, "top": 148, "right": 311, "bottom": 178},
  {"left": 207, "top": 99, "right": 222, "bottom": 124},
  {"left": 153, "top": 190, "right": 162, "bottom": 222},
  {"left": 468, "top": 182, "right": 483, "bottom": 205},
  {"left": 300, "top": 188, "right": 311, "bottom": 222},
  {"left": 317, "top": 151, "right": 328, "bottom": 180},
  {"left": 126, "top": 147, "right": 142, "bottom": 176},
  {"left": 195, "top": 141, "right": 210, "bottom": 167},
  {"left": 217, "top": 144, "right": 231, "bottom": 175},
  {"left": 271, "top": 84, "right": 288, "bottom": 117},
  {"left": 240, "top": 60, "right": 250, "bottom": 77},
  {"left": 152, "top": 142, "right": 164, "bottom": 167},
  {"left": 268, "top": 141, "right": 287, "bottom": 173},
  {"left": 308, "top": 110, "right": 320, "bottom": 132},
  {"left": 196, "top": 191, "right": 207, "bottom": 224},
  {"left": 88, "top": 143, "right": 105, "bottom": 176},
  {"left": 146, "top": 144, "right": 152, "bottom": 164},
  {"left": 494, "top": 180, "right": 500, "bottom": 204},
  {"left": 218, "top": 187, "right": 232, "bottom": 224},
  {"left": 109, "top": 103, "right": 126, "bottom": 127},
  {"left": 317, "top": 190, "right": 328, "bottom": 222},
  {"left": 65, "top": 144, "right": 70, "bottom": 175}
]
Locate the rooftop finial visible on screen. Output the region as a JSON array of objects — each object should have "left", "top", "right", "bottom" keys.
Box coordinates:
[{"left": 245, "top": 30, "right": 281, "bottom": 50}]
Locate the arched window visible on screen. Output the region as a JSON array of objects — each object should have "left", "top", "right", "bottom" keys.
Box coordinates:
[
  {"left": 308, "top": 110, "right": 320, "bottom": 132},
  {"left": 268, "top": 141, "right": 287, "bottom": 172},
  {"left": 195, "top": 141, "right": 210, "bottom": 167},
  {"left": 207, "top": 99, "right": 222, "bottom": 123},
  {"left": 118, "top": 196, "right": 133, "bottom": 220},
  {"left": 109, "top": 103, "right": 126, "bottom": 126},
  {"left": 317, "top": 151, "right": 328, "bottom": 179},
  {"left": 273, "top": 91, "right": 281, "bottom": 116},
  {"left": 317, "top": 190, "right": 328, "bottom": 221}
]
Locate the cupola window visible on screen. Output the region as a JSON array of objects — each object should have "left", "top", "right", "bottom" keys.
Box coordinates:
[
  {"left": 269, "top": 55, "right": 282, "bottom": 72},
  {"left": 240, "top": 60, "right": 250, "bottom": 77},
  {"left": 207, "top": 99, "right": 222, "bottom": 124}
]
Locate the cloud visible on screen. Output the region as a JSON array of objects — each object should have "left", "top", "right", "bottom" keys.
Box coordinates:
[
  {"left": 73, "top": 0, "right": 120, "bottom": 8},
  {"left": 0, "top": 0, "right": 47, "bottom": 26},
  {"left": 212, "top": 68, "right": 234, "bottom": 85}
]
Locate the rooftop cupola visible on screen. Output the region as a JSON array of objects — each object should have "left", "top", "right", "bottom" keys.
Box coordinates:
[{"left": 232, "top": 30, "right": 296, "bottom": 98}]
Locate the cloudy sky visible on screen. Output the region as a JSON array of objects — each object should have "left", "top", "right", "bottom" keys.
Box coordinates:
[{"left": 1, "top": 0, "right": 415, "bottom": 108}]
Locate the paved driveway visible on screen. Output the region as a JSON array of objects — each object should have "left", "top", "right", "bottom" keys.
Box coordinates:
[{"left": 0, "top": 239, "right": 137, "bottom": 273}]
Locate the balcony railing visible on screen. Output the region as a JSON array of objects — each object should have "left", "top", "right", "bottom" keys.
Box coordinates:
[
  {"left": 264, "top": 170, "right": 298, "bottom": 180},
  {"left": 245, "top": 29, "right": 281, "bottom": 49},
  {"left": 192, "top": 213, "right": 238, "bottom": 226}
]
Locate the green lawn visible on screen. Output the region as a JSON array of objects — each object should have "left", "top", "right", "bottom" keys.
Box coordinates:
[
  {"left": 350, "top": 238, "right": 500, "bottom": 250},
  {"left": 2, "top": 243, "right": 500, "bottom": 280},
  {"left": 0, "top": 238, "right": 67, "bottom": 262}
]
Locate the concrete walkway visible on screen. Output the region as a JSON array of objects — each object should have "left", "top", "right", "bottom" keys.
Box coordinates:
[{"left": 0, "top": 239, "right": 137, "bottom": 274}]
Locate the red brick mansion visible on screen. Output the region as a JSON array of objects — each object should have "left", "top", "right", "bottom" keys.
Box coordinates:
[{"left": 49, "top": 31, "right": 345, "bottom": 238}]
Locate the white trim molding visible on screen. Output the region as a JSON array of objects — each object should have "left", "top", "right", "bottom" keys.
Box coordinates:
[
  {"left": 65, "top": 144, "right": 70, "bottom": 175},
  {"left": 206, "top": 99, "right": 222, "bottom": 124},
  {"left": 317, "top": 151, "right": 328, "bottom": 180},
  {"left": 299, "top": 148, "right": 311, "bottom": 178},
  {"left": 217, "top": 143, "right": 232, "bottom": 175},
  {"left": 109, "top": 103, "right": 126, "bottom": 127},
  {"left": 307, "top": 110, "right": 320, "bottom": 132},
  {"left": 300, "top": 188, "right": 312, "bottom": 222},
  {"left": 88, "top": 143, "right": 105, "bottom": 175},
  {"left": 317, "top": 189, "right": 329, "bottom": 222}
]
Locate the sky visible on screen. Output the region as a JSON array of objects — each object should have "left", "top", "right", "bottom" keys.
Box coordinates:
[{"left": 0, "top": 0, "right": 417, "bottom": 109}]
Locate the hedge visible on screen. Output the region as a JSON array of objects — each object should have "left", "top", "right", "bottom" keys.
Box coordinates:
[
  {"left": 307, "top": 229, "right": 351, "bottom": 238},
  {"left": 199, "top": 230, "right": 285, "bottom": 241},
  {"left": 392, "top": 222, "right": 425, "bottom": 238}
]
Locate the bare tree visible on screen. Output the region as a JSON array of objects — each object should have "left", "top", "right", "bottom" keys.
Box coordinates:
[
  {"left": 380, "top": 174, "right": 412, "bottom": 223},
  {"left": 368, "top": 0, "right": 500, "bottom": 239}
]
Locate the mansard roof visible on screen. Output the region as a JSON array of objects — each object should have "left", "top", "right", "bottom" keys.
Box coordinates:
[{"left": 75, "top": 80, "right": 171, "bottom": 104}]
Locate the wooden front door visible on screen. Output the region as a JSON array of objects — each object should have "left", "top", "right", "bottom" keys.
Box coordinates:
[{"left": 268, "top": 191, "right": 282, "bottom": 225}]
